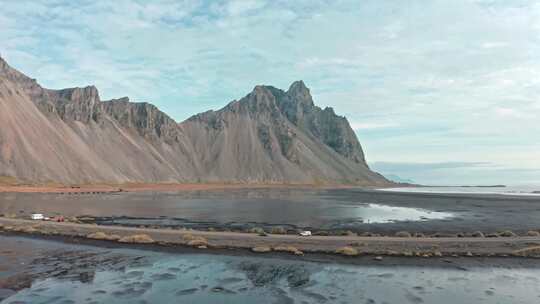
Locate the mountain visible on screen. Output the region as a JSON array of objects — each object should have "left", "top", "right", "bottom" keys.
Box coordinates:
[{"left": 0, "top": 56, "right": 390, "bottom": 186}]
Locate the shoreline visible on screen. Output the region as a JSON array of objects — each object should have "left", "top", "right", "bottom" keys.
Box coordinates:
[
  {"left": 0, "top": 183, "right": 383, "bottom": 194},
  {"left": 2, "top": 217, "right": 540, "bottom": 260}
]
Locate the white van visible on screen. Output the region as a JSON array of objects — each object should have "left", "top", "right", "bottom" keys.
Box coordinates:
[
  {"left": 299, "top": 230, "right": 312, "bottom": 237},
  {"left": 31, "top": 213, "right": 44, "bottom": 220}
]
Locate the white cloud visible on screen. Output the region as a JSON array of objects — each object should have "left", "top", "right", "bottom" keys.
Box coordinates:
[
  {"left": 481, "top": 41, "right": 508, "bottom": 48},
  {"left": 226, "top": 0, "right": 266, "bottom": 16},
  {"left": 351, "top": 122, "right": 399, "bottom": 130},
  {"left": 494, "top": 107, "right": 534, "bottom": 119}
]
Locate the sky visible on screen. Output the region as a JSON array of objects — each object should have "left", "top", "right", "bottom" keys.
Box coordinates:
[{"left": 1, "top": 0, "right": 539, "bottom": 186}]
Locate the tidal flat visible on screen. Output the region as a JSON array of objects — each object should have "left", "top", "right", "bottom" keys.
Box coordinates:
[{"left": 2, "top": 236, "right": 540, "bottom": 304}]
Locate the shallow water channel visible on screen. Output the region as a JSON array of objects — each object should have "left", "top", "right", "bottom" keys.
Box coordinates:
[{"left": 4, "top": 248, "right": 540, "bottom": 304}]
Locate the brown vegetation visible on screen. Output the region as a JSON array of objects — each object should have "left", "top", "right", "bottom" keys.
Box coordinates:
[
  {"left": 497, "top": 230, "right": 517, "bottom": 237},
  {"left": 270, "top": 227, "right": 287, "bottom": 234},
  {"left": 335, "top": 246, "right": 359, "bottom": 256},
  {"left": 118, "top": 234, "right": 155, "bottom": 244},
  {"left": 182, "top": 233, "right": 209, "bottom": 247},
  {"left": 251, "top": 246, "right": 272, "bottom": 253},
  {"left": 471, "top": 231, "right": 485, "bottom": 238},
  {"left": 527, "top": 231, "right": 540, "bottom": 237},
  {"left": 513, "top": 246, "right": 540, "bottom": 256},
  {"left": 395, "top": 231, "right": 411, "bottom": 238},
  {"left": 273, "top": 245, "right": 303, "bottom": 255},
  {"left": 87, "top": 231, "right": 121, "bottom": 241}
]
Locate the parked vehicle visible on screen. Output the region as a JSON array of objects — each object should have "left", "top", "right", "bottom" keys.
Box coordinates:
[
  {"left": 30, "top": 213, "right": 44, "bottom": 220},
  {"left": 299, "top": 230, "right": 312, "bottom": 237}
]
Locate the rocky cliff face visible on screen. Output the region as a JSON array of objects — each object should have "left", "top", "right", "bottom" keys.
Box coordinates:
[{"left": 0, "top": 56, "right": 390, "bottom": 185}]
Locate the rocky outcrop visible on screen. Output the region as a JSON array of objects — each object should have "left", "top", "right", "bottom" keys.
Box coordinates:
[
  {"left": 0, "top": 56, "right": 390, "bottom": 185},
  {"left": 181, "top": 83, "right": 387, "bottom": 184}
]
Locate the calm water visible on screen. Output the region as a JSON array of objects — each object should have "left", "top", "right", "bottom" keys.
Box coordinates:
[
  {"left": 0, "top": 190, "right": 452, "bottom": 228},
  {"left": 381, "top": 185, "right": 540, "bottom": 196},
  {"left": 4, "top": 250, "right": 540, "bottom": 304}
]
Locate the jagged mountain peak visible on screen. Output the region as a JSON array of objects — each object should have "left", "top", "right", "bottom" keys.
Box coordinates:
[
  {"left": 287, "top": 80, "right": 313, "bottom": 106},
  {"left": 55, "top": 85, "right": 100, "bottom": 103},
  {"left": 288, "top": 80, "right": 308, "bottom": 91}
]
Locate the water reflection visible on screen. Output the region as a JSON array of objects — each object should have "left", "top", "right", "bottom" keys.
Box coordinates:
[
  {"left": 351, "top": 203, "right": 452, "bottom": 223},
  {"left": 6, "top": 253, "right": 540, "bottom": 304},
  {"left": 0, "top": 191, "right": 453, "bottom": 229}
]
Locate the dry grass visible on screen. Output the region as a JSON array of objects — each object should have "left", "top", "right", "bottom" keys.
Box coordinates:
[
  {"left": 182, "top": 234, "right": 209, "bottom": 247},
  {"left": 527, "top": 231, "right": 540, "bottom": 237},
  {"left": 87, "top": 231, "right": 121, "bottom": 241},
  {"left": 270, "top": 227, "right": 287, "bottom": 234},
  {"left": 87, "top": 231, "right": 109, "bottom": 240},
  {"left": 497, "top": 230, "right": 517, "bottom": 237},
  {"left": 335, "top": 246, "right": 359, "bottom": 256},
  {"left": 395, "top": 231, "right": 411, "bottom": 238},
  {"left": 182, "top": 233, "right": 196, "bottom": 241},
  {"left": 0, "top": 176, "right": 18, "bottom": 186},
  {"left": 18, "top": 225, "right": 37, "bottom": 233},
  {"left": 118, "top": 234, "right": 155, "bottom": 244},
  {"left": 249, "top": 227, "right": 265, "bottom": 234},
  {"left": 471, "top": 231, "right": 485, "bottom": 238},
  {"left": 182, "top": 233, "right": 208, "bottom": 247},
  {"left": 252, "top": 246, "right": 272, "bottom": 253},
  {"left": 187, "top": 238, "right": 208, "bottom": 247},
  {"left": 513, "top": 246, "right": 540, "bottom": 256},
  {"left": 273, "top": 245, "right": 303, "bottom": 255}
]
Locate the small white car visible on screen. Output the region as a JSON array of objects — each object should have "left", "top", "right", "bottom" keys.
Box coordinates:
[
  {"left": 31, "top": 213, "right": 44, "bottom": 220},
  {"left": 299, "top": 230, "right": 312, "bottom": 237}
]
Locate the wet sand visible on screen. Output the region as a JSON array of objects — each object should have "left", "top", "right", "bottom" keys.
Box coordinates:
[{"left": 2, "top": 217, "right": 540, "bottom": 259}]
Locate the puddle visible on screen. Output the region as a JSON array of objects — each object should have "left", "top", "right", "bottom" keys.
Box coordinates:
[{"left": 349, "top": 203, "right": 453, "bottom": 223}]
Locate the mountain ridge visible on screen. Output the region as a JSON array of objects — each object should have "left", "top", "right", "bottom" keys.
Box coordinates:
[{"left": 0, "top": 56, "right": 390, "bottom": 186}]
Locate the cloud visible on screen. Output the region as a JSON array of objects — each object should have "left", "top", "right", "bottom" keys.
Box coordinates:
[
  {"left": 350, "top": 122, "right": 399, "bottom": 130},
  {"left": 494, "top": 107, "right": 534, "bottom": 119},
  {"left": 370, "top": 161, "right": 493, "bottom": 172},
  {"left": 1, "top": 0, "right": 539, "bottom": 185},
  {"left": 481, "top": 42, "right": 508, "bottom": 49}
]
